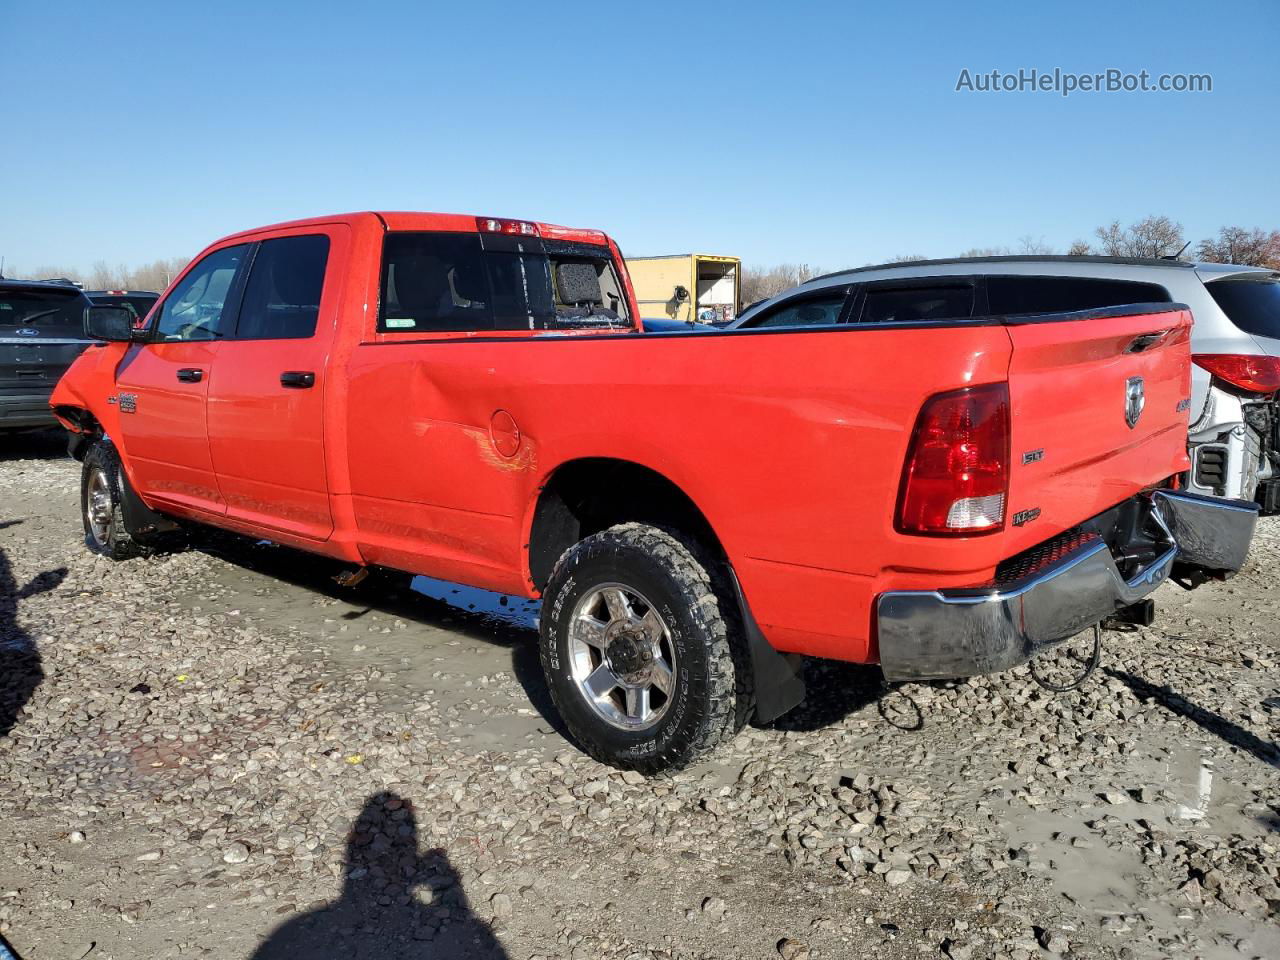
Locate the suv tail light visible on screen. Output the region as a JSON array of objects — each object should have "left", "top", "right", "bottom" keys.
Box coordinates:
[
  {"left": 1192, "top": 354, "right": 1280, "bottom": 394},
  {"left": 896, "top": 383, "right": 1010, "bottom": 535},
  {"left": 477, "top": 217, "right": 540, "bottom": 237}
]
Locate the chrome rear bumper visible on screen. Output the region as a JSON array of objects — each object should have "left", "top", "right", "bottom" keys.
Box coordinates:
[{"left": 876, "top": 490, "right": 1259, "bottom": 682}]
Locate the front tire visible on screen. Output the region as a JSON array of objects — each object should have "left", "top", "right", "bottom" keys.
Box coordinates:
[
  {"left": 81, "top": 442, "right": 148, "bottom": 560},
  {"left": 539, "top": 523, "right": 744, "bottom": 774}
]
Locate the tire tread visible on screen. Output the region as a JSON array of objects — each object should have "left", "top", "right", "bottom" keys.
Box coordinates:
[
  {"left": 539, "top": 522, "right": 746, "bottom": 774},
  {"left": 82, "top": 441, "right": 146, "bottom": 561}
]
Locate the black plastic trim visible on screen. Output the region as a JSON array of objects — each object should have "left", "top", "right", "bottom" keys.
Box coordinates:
[
  {"left": 117, "top": 457, "right": 180, "bottom": 535},
  {"left": 355, "top": 300, "right": 1189, "bottom": 346},
  {"left": 726, "top": 567, "right": 806, "bottom": 724}
]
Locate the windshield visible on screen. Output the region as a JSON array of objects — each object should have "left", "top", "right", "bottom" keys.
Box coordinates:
[
  {"left": 1206, "top": 277, "right": 1280, "bottom": 342},
  {"left": 0, "top": 288, "right": 85, "bottom": 331}
]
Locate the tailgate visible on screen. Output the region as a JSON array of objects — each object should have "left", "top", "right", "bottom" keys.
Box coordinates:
[{"left": 1002, "top": 305, "right": 1192, "bottom": 550}]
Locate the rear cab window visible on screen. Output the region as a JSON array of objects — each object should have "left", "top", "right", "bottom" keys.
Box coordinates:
[
  {"left": 378, "top": 231, "right": 632, "bottom": 335},
  {"left": 986, "top": 276, "right": 1171, "bottom": 315},
  {"left": 1206, "top": 276, "right": 1280, "bottom": 342}
]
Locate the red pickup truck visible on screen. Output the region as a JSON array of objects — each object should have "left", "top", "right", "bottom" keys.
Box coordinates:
[{"left": 51, "top": 212, "right": 1258, "bottom": 773}]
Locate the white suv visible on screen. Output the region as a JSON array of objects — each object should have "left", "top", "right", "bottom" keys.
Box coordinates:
[{"left": 730, "top": 256, "right": 1280, "bottom": 511}]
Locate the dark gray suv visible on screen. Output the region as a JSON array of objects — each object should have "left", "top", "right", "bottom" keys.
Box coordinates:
[{"left": 0, "top": 279, "right": 95, "bottom": 432}]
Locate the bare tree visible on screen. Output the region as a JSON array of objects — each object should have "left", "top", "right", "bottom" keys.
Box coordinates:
[
  {"left": 88, "top": 260, "right": 121, "bottom": 289},
  {"left": 1015, "top": 235, "right": 1056, "bottom": 255},
  {"left": 1196, "top": 226, "right": 1280, "bottom": 269},
  {"left": 740, "top": 263, "right": 819, "bottom": 304},
  {"left": 1066, "top": 239, "right": 1092, "bottom": 256},
  {"left": 125, "top": 257, "right": 189, "bottom": 292},
  {"left": 1093, "top": 215, "right": 1186, "bottom": 259},
  {"left": 11, "top": 256, "right": 189, "bottom": 291},
  {"left": 954, "top": 238, "right": 1057, "bottom": 258},
  {"left": 16, "top": 265, "right": 86, "bottom": 284}
]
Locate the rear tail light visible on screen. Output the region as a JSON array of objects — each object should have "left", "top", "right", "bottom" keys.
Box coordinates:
[
  {"left": 1192, "top": 354, "right": 1280, "bottom": 394},
  {"left": 896, "top": 383, "right": 1010, "bottom": 535},
  {"left": 477, "top": 217, "right": 540, "bottom": 237}
]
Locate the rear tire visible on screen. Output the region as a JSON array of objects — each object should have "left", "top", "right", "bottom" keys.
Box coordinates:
[
  {"left": 539, "top": 523, "right": 745, "bottom": 774},
  {"left": 81, "top": 441, "right": 153, "bottom": 560}
]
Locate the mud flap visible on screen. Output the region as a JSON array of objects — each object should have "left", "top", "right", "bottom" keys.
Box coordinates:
[
  {"left": 728, "top": 569, "right": 806, "bottom": 724},
  {"left": 66, "top": 432, "right": 89, "bottom": 461},
  {"left": 117, "top": 460, "right": 181, "bottom": 536}
]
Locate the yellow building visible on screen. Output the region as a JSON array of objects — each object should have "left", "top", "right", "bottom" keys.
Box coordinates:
[{"left": 625, "top": 254, "right": 740, "bottom": 324}]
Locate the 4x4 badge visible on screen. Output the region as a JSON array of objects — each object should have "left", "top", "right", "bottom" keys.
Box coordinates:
[{"left": 1125, "top": 377, "right": 1145, "bottom": 429}]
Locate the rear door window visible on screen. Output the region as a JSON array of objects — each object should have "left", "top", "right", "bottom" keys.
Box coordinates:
[
  {"left": 235, "top": 235, "right": 330, "bottom": 340},
  {"left": 1206, "top": 277, "right": 1280, "bottom": 341},
  {"left": 380, "top": 232, "right": 496, "bottom": 333},
  {"left": 154, "top": 245, "right": 250, "bottom": 341},
  {"left": 859, "top": 283, "right": 975, "bottom": 324},
  {"left": 987, "top": 276, "right": 1171, "bottom": 315}
]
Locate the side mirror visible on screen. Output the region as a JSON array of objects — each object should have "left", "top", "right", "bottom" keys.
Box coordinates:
[
  {"left": 673, "top": 285, "right": 690, "bottom": 303},
  {"left": 84, "top": 306, "right": 134, "bottom": 342}
]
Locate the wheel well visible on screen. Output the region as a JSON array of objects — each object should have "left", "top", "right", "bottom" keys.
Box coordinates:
[
  {"left": 51, "top": 405, "right": 102, "bottom": 460},
  {"left": 528, "top": 459, "right": 726, "bottom": 591},
  {"left": 52, "top": 405, "right": 99, "bottom": 429}
]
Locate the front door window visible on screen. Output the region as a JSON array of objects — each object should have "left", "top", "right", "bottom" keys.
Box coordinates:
[{"left": 154, "top": 245, "right": 249, "bottom": 341}]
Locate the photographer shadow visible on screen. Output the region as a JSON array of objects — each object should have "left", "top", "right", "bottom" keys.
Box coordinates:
[
  {"left": 1, "top": 525, "right": 66, "bottom": 739},
  {"left": 250, "top": 792, "right": 509, "bottom": 960}
]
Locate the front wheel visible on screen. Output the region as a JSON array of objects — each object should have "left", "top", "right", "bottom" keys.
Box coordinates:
[
  {"left": 81, "top": 442, "right": 151, "bottom": 560},
  {"left": 539, "top": 523, "right": 745, "bottom": 774}
]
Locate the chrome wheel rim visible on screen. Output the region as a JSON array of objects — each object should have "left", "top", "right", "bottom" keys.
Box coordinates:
[
  {"left": 568, "top": 583, "right": 677, "bottom": 731},
  {"left": 86, "top": 467, "right": 113, "bottom": 545}
]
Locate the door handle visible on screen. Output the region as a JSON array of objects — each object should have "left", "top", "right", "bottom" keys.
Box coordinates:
[
  {"left": 176, "top": 368, "right": 203, "bottom": 383},
  {"left": 280, "top": 371, "right": 316, "bottom": 388}
]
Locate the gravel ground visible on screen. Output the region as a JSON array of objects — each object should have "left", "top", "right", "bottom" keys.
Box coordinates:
[{"left": 1, "top": 430, "right": 1277, "bottom": 960}]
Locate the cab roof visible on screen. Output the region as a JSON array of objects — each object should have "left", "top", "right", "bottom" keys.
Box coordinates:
[{"left": 216, "top": 211, "right": 612, "bottom": 248}]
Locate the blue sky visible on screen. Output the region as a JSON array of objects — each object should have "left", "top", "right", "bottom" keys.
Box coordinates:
[{"left": 2, "top": 0, "right": 1276, "bottom": 273}]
